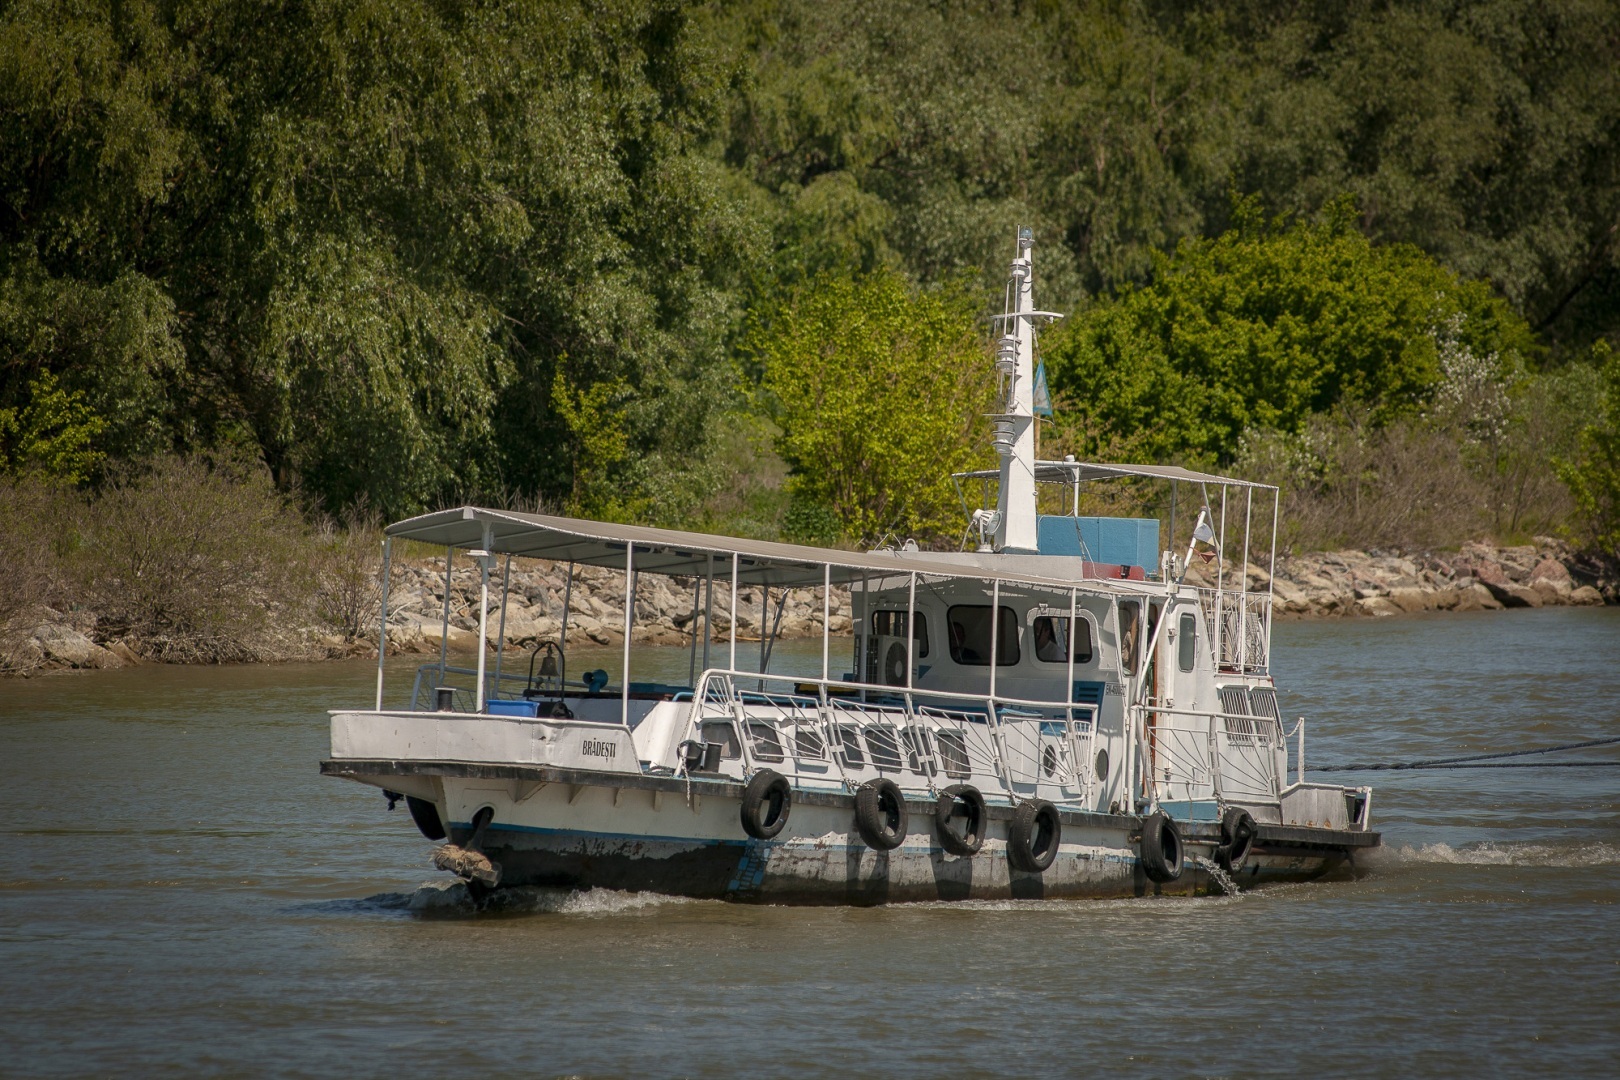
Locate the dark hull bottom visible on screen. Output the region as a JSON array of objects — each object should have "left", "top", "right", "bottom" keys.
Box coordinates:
[{"left": 456, "top": 827, "right": 1354, "bottom": 906}]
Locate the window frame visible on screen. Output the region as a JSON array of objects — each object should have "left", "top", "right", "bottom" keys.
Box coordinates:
[
  {"left": 1177, "top": 611, "right": 1198, "bottom": 672},
  {"left": 870, "top": 609, "right": 929, "bottom": 659},
  {"left": 1030, "top": 612, "right": 1097, "bottom": 666},
  {"left": 945, "top": 604, "right": 1021, "bottom": 667},
  {"left": 1118, "top": 600, "right": 1142, "bottom": 675}
]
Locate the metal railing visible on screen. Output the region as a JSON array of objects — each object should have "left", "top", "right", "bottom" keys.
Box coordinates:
[
  {"left": 1134, "top": 703, "right": 1284, "bottom": 805},
  {"left": 1198, "top": 590, "right": 1272, "bottom": 674},
  {"left": 680, "top": 667, "right": 1100, "bottom": 807}
]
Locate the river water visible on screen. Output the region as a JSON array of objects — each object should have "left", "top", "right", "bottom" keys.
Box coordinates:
[{"left": 3, "top": 608, "right": 1618, "bottom": 1077}]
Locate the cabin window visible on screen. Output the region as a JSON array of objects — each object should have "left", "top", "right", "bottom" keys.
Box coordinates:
[
  {"left": 833, "top": 723, "right": 865, "bottom": 768},
  {"left": 937, "top": 731, "right": 971, "bottom": 779},
  {"left": 1118, "top": 601, "right": 1142, "bottom": 674},
  {"left": 700, "top": 721, "right": 741, "bottom": 760},
  {"left": 901, "top": 729, "right": 937, "bottom": 776},
  {"left": 1177, "top": 612, "right": 1197, "bottom": 672},
  {"left": 1031, "top": 615, "right": 1095, "bottom": 664},
  {"left": 946, "top": 605, "right": 1020, "bottom": 666},
  {"left": 871, "top": 610, "right": 929, "bottom": 658},
  {"left": 864, "top": 726, "right": 904, "bottom": 770},
  {"left": 747, "top": 721, "right": 785, "bottom": 763},
  {"left": 794, "top": 727, "right": 826, "bottom": 759}
]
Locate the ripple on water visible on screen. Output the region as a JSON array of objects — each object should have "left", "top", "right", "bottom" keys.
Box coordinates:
[{"left": 1367, "top": 838, "right": 1620, "bottom": 869}]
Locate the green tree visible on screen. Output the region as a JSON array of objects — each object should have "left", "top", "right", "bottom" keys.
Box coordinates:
[
  {"left": 752, "top": 269, "right": 994, "bottom": 542},
  {"left": 0, "top": 0, "right": 762, "bottom": 517},
  {"left": 0, "top": 371, "right": 105, "bottom": 483},
  {"left": 1230, "top": 0, "right": 1620, "bottom": 355},
  {"left": 1558, "top": 342, "right": 1620, "bottom": 557},
  {"left": 1042, "top": 199, "right": 1537, "bottom": 465}
]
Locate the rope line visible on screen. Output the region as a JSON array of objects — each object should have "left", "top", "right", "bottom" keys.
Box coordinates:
[{"left": 1316, "top": 733, "right": 1620, "bottom": 772}]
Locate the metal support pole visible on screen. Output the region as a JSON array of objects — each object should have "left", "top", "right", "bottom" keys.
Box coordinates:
[
  {"left": 1268, "top": 487, "right": 1280, "bottom": 671},
  {"left": 759, "top": 583, "right": 769, "bottom": 689},
  {"left": 1066, "top": 587, "right": 1077, "bottom": 709},
  {"left": 1066, "top": 587, "right": 1081, "bottom": 796},
  {"left": 493, "top": 553, "right": 511, "bottom": 693},
  {"left": 1215, "top": 487, "right": 1227, "bottom": 672},
  {"left": 1170, "top": 478, "right": 1178, "bottom": 550},
  {"left": 687, "top": 576, "right": 701, "bottom": 687},
  {"left": 621, "top": 543, "right": 635, "bottom": 726},
  {"left": 989, "top": 578, "right": 1001, "bottom": 702},
  {"left": 702, "top": 555, "right": 714, "bottom": 673},
  {"left": 1110, "top": 596, "right": 1134, "bottom": 809},
  {"left": 905, "top": 572, "right": 917, "bottom": 690},
  {"left": 821, "top": 563, "right": 831, "bottom": 682},
  {"left": 1240, "top": 486, "right": 1253, "bottom": 673},
  {"left": 561, "top": 562, "right": 574, "bottom": 653},
  {"left": 438, "top": 545, "right": 453, "bottom": 678},
  {"left": 858, "top": 573, "right": 869, "bottom": 697},
  {"left": 1298, "top": 717, "right": 1306, "bottom": 785},
  {"left": 729, "top": 553, "right": 739, "bottom": 674},
  {"left": 375, "top": 537, "right": 392, "bottom": 711},
  {"left": 475, "top": 524, "right": 492, "bottom": 713}
]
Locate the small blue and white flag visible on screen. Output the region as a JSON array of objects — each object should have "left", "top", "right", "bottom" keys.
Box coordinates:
[{"left": 1032, "top": 359, "right": 1053, "bottom": 416}]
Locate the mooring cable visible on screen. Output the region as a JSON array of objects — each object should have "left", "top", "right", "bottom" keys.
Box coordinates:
[{"left": 1315, "top": 733, "right": 1620, "bottom": 772}]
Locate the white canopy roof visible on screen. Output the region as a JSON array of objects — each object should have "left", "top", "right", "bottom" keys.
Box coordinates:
[
  {"left": 954, "top": 459, "right": 1277, "bottom": 490},
  {"left": 385, "top": 506, "right": 1141, "bottom": 595}
]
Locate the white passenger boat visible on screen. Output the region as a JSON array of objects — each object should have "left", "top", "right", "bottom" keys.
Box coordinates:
[{"left": 322, "top": 229, "right": 1378, "bottom": 903}]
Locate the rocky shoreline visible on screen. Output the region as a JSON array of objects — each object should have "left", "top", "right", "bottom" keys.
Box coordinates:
[
  {"left": 1259, "top": 537, "right": 1613, "bottom": 617},
  {"left": 377, "top": 560, "right": 856, "bottom": 655},
  {"left": 8, "top": 538, "right": 1614, "bottom": 676}
]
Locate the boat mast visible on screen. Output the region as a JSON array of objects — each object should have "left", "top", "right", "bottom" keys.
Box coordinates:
[{"left": 994, "top": 228, "right": 1044, "bottom": 553}]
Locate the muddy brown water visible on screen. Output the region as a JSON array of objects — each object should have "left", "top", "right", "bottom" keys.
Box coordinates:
[{"left": 3, "top": 608, "right": 1618, "bottom": 1077}]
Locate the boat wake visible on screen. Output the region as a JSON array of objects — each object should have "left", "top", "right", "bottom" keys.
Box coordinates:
[
  {"left": 385, "top": 881, "right": 703, "bottom": 917},
  {"left": 1368, "top": 839, "right": 1620, "bottom": 869}
]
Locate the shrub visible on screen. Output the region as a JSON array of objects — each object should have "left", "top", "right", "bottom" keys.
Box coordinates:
[
  {"left": 1559, "top": 343, "right": 1620, "bottom": 559},
  {"left": 311, "top": 509, "right": 387, "bottom": 643},
  {"left": 0, "top": 474, "right": 83, "bottom": 665},
  {"left": 80, "top": 455, "right": 312, "bottom": 661}
]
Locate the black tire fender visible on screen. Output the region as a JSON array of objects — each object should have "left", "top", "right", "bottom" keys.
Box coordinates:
[
  {"left": 854, "top": 778, "right": 908, "bottom": 850},
  {"left": 406, "top": 795, "right": 447, "bottom": 841},
  {"left": 1216, "top": 806, "right": 1257, "bottom": 873},
  {"left": 934, "top": 784, "right": 986, "bottom": 856},
  {"left": 1140, "top": 810, "right": 1183, "bottom": 883},
  {"left": 740, "top": 769, "right": 792, "bottom": 840},
  {"left": 1008, "top": 798, "right": 1062, "bottom": 873}
]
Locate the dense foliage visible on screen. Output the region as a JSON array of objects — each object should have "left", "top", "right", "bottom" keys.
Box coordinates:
[
  {"left": 1043, "top": 199, "right": 1538, "bottom": 465},
  {"left": 2, "top": 0, "right": 1617, "bottom": 547},
  {"left": 1559, "top": 344, "right": 1620, "bottom": 557},
  {"left": 751, "top": 270, "right": 992, "bottom": 541}
]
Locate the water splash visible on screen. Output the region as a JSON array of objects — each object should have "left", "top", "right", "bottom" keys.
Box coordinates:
[
  {"left": 1191, "top": 855, "right": 1243, "bottom": 896},
  {"left": 1369, "top": 840, "right": 1620, "bottom": 869},
  {"left": 400, "top": 881, "right": 701, "bottom": 917}
]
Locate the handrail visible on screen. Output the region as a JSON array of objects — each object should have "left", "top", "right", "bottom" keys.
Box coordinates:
[
  {"left": 682, "top": 666, "right": 1097, "bottom": 799},
  {"left": 1131, "top": 701, "right": 1284, "bottom": 805},
  {"left": 1286, "top": 717, "right": 1305, "bottom": 784}
]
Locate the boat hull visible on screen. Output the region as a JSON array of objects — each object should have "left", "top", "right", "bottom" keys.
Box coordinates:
[{"left": 324, "top": 760, "right": 1367, "bottom": 904}]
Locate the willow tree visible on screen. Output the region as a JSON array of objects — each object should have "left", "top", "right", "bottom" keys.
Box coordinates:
[{"left": 0, "top": 0, "right": 760, "bottom": 516}]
